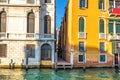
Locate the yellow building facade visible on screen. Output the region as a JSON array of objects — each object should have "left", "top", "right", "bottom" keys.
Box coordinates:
[{"left": 59, "top": 0, "right": 120, "bottom": 67}]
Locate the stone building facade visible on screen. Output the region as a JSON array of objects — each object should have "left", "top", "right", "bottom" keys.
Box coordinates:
[{"left": 0, "top": 0, "right": 56, "bottom": 68}]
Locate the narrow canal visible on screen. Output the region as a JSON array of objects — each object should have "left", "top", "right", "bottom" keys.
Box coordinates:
[{"left": 0, "top": 68, "right": 120, "bottom": 80}]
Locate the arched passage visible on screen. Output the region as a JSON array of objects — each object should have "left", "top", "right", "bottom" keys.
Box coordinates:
[{"left": 41, "top": 44, "right": 52, "bottom": 60}]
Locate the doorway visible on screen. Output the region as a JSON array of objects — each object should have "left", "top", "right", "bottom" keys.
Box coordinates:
[{"left": 114, "top": 54, "right": 118, "bottom": 67}]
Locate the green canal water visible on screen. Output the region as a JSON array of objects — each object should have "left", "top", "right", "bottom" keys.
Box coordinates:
[{"left": 0, "top": 68, "right": 120, "bottom": 80}]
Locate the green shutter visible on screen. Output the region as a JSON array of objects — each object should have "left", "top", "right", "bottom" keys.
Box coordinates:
[
  {"left": 100, "top": 19, "right": 104, "bottom": 33},
  {"left": 109, "top": 23, "right": 113, "bottom": 33},
  {"left": 116, "top": 23, "right": 120, "bottom": 34},
  {"left": 79, "top": 17, "right": 84, "bottom": 32}
]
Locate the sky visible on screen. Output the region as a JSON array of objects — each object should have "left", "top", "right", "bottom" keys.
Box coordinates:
[{"left": 56, "top": 0, "right": 68, "bottom": 28}]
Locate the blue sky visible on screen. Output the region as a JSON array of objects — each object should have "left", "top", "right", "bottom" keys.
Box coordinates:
[{"left": 56, "top": 0, "right": 68, "bottom": 28}]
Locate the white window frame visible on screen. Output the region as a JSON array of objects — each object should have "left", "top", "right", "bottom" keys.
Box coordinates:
[
  {"left": 99, "top": 0, "right": 106, "bottom": 10},
  {"left": 99, "top": 18, "right": 106, "bottom": 34},
  {"left": 79, "top": 0, "right": 88, "bottom": 8},
  {"left": 78, "top": 53, "right": 86, "bottom": 63},
  {"left": 99, "top": 42, "right": 106, "bottom": 52},
  {"left": 78, "top": 16, "right": 86, "bottom": 32},
  {"left": 99, "top": 54, "right": 107, "bottom": 63},
  {"left": 78, "top": 41, "right": 86, "bottom": 52}
]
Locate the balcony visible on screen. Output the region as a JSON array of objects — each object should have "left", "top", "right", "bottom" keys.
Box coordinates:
[
  {"left": 78, "top": 32, "right": 87, "bottom": 39},
  {"left": 108, "top": 34, "right": 120, "bottom": 40},
  {"left": 0, "top": 33, "right": 54, "bottom": 40},
  {"left": 109, "top": 8, "right": 120, "bottom": 16},
  {"left": 99, "top": 33, "right": 106, "bottom": 40}
]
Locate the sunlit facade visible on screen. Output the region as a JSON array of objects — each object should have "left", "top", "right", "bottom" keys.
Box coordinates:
[
  {"left": 0, "top": 0, "right": 56, "bottom": 68},
  {"left": 59, "top": 0, "right": 120, "bottom": 67}
]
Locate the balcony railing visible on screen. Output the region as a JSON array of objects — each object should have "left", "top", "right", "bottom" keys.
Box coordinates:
[
  {"left": 0, "top": 33, "right": 54, "bottom": 40},
  {"left": 109, "top": 8, "right": 120, "bottom": 16},
  {"left": 99, "top": 33, "right": 106, "bottom": 39},
  {"left": 108, "top": 34, "right": 120, "bottom": 40},
  {"left": 78, "top": 32, "right": 87, "bottom": 38}
]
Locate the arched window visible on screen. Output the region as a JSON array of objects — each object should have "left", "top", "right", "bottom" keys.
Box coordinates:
[
  {"left": 0, "top": 11, "right": 6, "bottom": 32},
  {"left": 79, "top": 17, "right": 84, "bottom": 32},
  {"left": 27, "top": 12, "right": 34, "bottom": 33},
  {"left": 99, "top": 19, "right": 104, "bottom": 33},
  {"left": 41, "top": 44, "right": 51, "bottom": 60},
  {"left": 45, "top": 0, "right": 51, "bottom": 3},
  {"left": 44, "top": 15, "right": 51, "bottom": 34}
]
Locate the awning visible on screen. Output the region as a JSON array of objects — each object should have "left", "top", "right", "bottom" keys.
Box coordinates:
[{"left": 108, "top": 18, "right": 120, "bottom": 21}]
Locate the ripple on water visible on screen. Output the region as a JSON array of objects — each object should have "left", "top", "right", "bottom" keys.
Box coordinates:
[{"left": 0, "top": 68, "right": 119, "bottom": 80}]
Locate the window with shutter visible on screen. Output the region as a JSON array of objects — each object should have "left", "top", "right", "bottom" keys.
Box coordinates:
[
  {"left": 26, "top": 44, "right": 35, "bottom": 58},
  {"left": 0, "top": 44, "right": 6, "bottom": 57},
  {"left": 116, "top": 22, "right": 120, "bottom": 34},
  {"left": 109, "top": 23, "right": 113, "bottom": 34},
  {"left": 99, "top": 19, "right": 104, "bottom": 33},
  {"left": 79, "top": 17, "right": 84, "bottom": 32}
]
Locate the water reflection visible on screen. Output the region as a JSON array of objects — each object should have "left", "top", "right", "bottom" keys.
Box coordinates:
[{"left": 0, "top": 68, "right": 119, "bottom": 80}]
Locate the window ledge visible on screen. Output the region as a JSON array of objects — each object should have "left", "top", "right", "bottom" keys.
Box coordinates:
[
  {"left": 99, "top": 9, "right": 106, "bottom": 12},
  {"left": 43, "top": 3, "right": 53, "bottom": 5},
  {"left": 79, "top": 7, "right": 88, "bottom": 9}
]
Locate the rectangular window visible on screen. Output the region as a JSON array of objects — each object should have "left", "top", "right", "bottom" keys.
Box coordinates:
[
  {"left": 79, "top": 0, "right": 88, "bottom": 8},
  {"left": 116, "top": 22, "right": 120, "bottom": 34},
  {"left": 100, "top": 42, "right": 105, "bottom": 53},
  {"left": 109, "top": 0, "right": 113, "bottom": 8},
  {"left": 100, "top": 20, "right": 104, "bottom": 33},
  {"left": 100, "top": 54, "right": 106, "bottom": 62},
  {"left": 115, "top": 1, "right": 120, "bottom": 8},
  {"left": 79, "top": 42, "right": 85, "bottom": 52},
  {"left": 99, "top": 0, "right": 105, "bottom": 10},
  {"left": 78, "top": 54, "right": 85, "bottom": 62},
  {"left": 0, "top": 44, "right": 6, "bottom": 57},
  {"left": 26, "top": 44, "right": 35, "bottom": 58},
  {"left": 109, "top": 23, "right": 113, "bottom": 34}
]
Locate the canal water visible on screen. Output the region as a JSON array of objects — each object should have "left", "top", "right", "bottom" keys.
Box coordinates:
[{"left": 0, "top": 68, "right": 120, "bottom": 80}]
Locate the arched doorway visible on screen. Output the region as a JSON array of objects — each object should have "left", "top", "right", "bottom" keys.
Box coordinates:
[{"left": 41, "top": 44, "right": 52, "bottom": 60}]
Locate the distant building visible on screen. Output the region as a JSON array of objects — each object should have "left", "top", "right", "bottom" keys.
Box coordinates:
[
  {"left": 0, "top": 0, "right": 56, "bottom": 68},
  {"left": 59, "top": 0, "right": 120, "bottom": 67}
]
